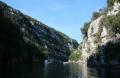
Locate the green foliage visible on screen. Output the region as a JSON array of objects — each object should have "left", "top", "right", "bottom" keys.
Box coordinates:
[
  {"left": 95, "top": 45, "right": 102, "bottom": 61},
  {"left": 99, "top": 7, "right": 108, "bottom": 14},
  {"left": 107, "top": 0, "right": 119, "bottom": 11},
  {"left": 107, "top": 0, "right": 117, "bottom": 7},
  {"left": 92, "top": 12, "right": 101, "bottom": 20},
  {"left": 69, "top": 50, "right": 81, "bottom": 61},
  {"left": 81, "top": 12, "right": 101, "bottom": 37},
  {"left": 94, "top": 25, "right": 103, "bottom": 43},
  {"left": 81, "top": 22, "right": 90, "bottom": 37},
  {"left": 100, "top": 12, "right": 120, "bottom": 37},
  {"left": 95, "top": 45, "right": 101, "bottom": 54},
  {"left": 94, "top": 33, "right": 101, "bottom": 43},
  {"left": 0, "top": 1, "right": 79, "bottom": 63},
  {"left": 0, "top": 14, "right": 47, "bottom": 63}
]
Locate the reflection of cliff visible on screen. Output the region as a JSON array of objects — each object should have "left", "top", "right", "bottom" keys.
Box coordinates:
[
  {"left": 81, "top": 64, "right": 88, "bottom": 78},
  {"left": 80, "top": 0, "right": 120, "bottom": 65},
  {"left": 0, "top": 1, "right": 78, "bottom": 63}
]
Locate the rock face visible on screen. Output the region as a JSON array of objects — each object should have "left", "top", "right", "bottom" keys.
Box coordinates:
[
  {"left": 80, "top": 0, "right": 120, "bottom": 65},
  {"left": 0, "top": 1, "right": 78, "bottom": 63}
]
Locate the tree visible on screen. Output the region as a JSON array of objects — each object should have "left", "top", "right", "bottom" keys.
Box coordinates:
[
  {"left": 92, "top": 12, "right": 101, "bottom": 20},
  {"left": 81, "top": 22, "right": 90, "bottom": 37}
]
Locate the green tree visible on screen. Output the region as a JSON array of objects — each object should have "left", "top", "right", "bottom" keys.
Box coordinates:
[
  {"left": 92, "top": 12, "right": 101, "bottom": 20},
  {"left": 81, "top": 22, "right": 90, "bottom": 37}
]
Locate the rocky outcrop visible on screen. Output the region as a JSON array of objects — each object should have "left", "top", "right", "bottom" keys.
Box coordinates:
[
  {"left": 80, "top": 0, "right": 120, "bottom": 65},
  {"left": 0, "top": 1, "right": 78, "bottom": 63}
]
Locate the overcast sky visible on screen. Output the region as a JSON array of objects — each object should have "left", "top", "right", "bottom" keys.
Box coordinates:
[{"left": 2, "top": 0, "right": 107, "bottom": 43}]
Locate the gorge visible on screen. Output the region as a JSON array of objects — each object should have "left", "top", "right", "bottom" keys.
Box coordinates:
[
  {"left": 0, "top": 0, "right": 120, "bottom": 66},
  {"left": 0, "top": 0, "right": 120, "bottom": 78},
  {"left": 0, "top": 1, "right": 78, "bottom": 63}
]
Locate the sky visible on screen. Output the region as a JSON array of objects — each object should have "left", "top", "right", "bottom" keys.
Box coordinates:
[{"left": 2, "top": 0, "right": 107, "bottom": 43}]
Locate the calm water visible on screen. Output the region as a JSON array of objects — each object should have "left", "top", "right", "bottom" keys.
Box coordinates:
[{"left": 0, "top": 62, "right": 120, "bottom": 78}]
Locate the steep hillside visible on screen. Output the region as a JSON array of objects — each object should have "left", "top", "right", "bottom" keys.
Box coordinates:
[
  {"left": 0, "top": 1, "right": 78, "bottom": 63},
  {"left": 80, "top": 0, "right": 120, "bottom": 65}
]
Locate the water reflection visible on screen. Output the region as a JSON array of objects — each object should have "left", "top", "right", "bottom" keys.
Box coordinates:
[
  {"left": 44, "top": 62, "right": 64, "bottom": 78},
  {"left": 0, "top": 62, "right": 119, "bottom": 78},
  {"left": 0, "top": 64, "right": 44, "bottom": 78}
]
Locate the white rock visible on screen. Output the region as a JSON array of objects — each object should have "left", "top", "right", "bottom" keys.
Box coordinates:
[
  {"left": 107, "top": 2, "right": 120, "bottom": 16},
  {"left": 88, "top": 16, "right": 103, "bottom": 37},
  {"left": 80, "top": 2, "right": 120, "bottom": 63},
  {"left": 101, "top": 26, "right": 108, "bottom": 38}
]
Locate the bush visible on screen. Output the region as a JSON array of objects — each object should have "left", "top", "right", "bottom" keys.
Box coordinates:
[
  {"left": 99, "top": 7, "right": 108, "bottom": 14},
  {"left": 100, "top": 12, "right": 120, "bottom": 36},
  {"left": 95, "top": 45, "right": 101, "bottom": 53},
  {"left": 107, "top": 0, "right": 119, "bottom": 11},
  {"left": 81, "top": 22, "right": 90, "bottom": 37},
  {"left": 81, "top": 12, "right": 101, "bottom": 37},
  {"left": 107, "top": 0, "right": 117, "bottom": 7},
  {"left": 69, "top": 50, "right": 81, "bottom": 61},
  {"left": 92, "top": 12, "right": 101, "bottom": 20},
  {"left": 94, "top": 23, "right": 103, "bottom": 43}
]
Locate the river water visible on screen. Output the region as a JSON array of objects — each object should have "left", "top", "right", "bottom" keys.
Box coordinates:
[{"left": 0, "top": 62, "right": 120, "bottom": 78}]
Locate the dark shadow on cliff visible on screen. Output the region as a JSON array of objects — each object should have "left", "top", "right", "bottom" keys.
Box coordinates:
[
  {"left": 0, "top": 17, "right": 46, "bottom": 63},
  {"left": 87, "top": 39, "right": 120, "bottom": 67}
]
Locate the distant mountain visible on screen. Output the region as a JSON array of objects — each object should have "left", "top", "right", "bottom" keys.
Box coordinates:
[{"left": 0, "top": 1, "right": 78, "bottom": 63}]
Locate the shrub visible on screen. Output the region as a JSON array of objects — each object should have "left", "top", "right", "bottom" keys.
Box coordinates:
[
  {"left": 92, "top": 12, "right": 101, "bottom": 20},
  {"left": 99, "top": 7, "right": 108, "bottom": 14},
  {"left": 107, "top": 0, "right": 119, "bottom": 11},
  {"left": 95, "top": 45, "right": 101, "bottom": 61},
  {"left": 107, "top": 0, "right": 117, "bottom": 7},
  {"left": 100, "top": 12, "right": 120, "bottom": 36},
  {"left": 81, "top": 22, "right": 90, "bottom": 37},
  {"left": 69, "top": 50, "right": 81, "bottom": 61},
  {"left": 94, "top": 23, "right": 104, "bottom": 43},
  {"left": 94, "top": 33, "right": 101, "bottom": 43},
  {"left": 95, "top": 45, "right": 101, "bottom": 53}
]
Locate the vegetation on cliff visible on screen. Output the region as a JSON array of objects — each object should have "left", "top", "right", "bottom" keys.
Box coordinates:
[
  {"left": 69, "top": 49, "right": 81, "bottom": 61},
  {"left": 100, "top": 11, "right": 120, "bottom": 36},
  {"left": 80, "top": 0, "right": 120, "bottom": 65},
  {"left": 0, "top": 1, "right": 78, "bottom": 63},
  {"left": 80, "top": 22, "right": 91, "bottom": 37}
]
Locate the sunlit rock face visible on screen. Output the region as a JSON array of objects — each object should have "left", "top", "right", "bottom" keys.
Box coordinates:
[
  {"left": 81, "top": 16, "right": 103, "bottom": 64},
  {"left": 80, "top": 0, "right": 120, "bottom": 65},
  {"left": 0, "top": 1, "right": 78, "bottom": 63},
  {"left": 107, "top": 2, "right": 120, "bottom": 16}
]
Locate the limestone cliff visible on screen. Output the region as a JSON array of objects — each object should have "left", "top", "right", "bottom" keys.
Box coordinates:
[
  {"left": 80, "top": 0, "right": 120, "bottom": 65},
  {"left": 0, "top": 1, "right": 78, "bottom": 63}
]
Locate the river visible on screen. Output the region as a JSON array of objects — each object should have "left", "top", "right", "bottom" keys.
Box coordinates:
[{"left": 0, "top": 62, "right": 119, "bottom": 78}]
